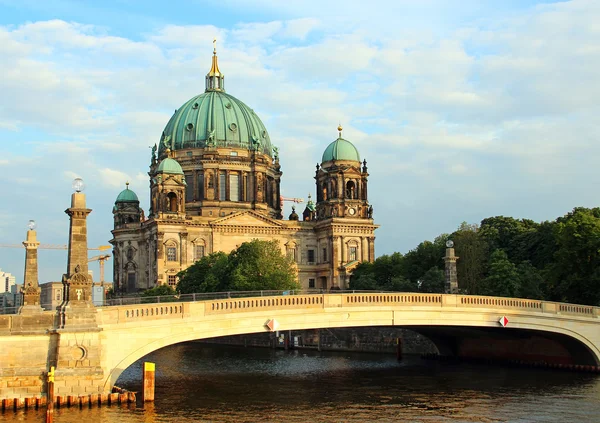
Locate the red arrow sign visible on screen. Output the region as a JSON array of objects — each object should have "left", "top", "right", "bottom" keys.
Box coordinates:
[
  {"left": 498, "top": 316, "right": 509, "bottom": 327},
  {"left": 266, "top": 319, "right": 279, "bottom": 332}
]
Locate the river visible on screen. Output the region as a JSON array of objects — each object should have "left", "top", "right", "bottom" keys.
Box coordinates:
[{"left": 4, "top": 342, "right": 600, "bottom": 422}]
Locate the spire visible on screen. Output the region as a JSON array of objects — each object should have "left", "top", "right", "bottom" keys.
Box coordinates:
[{"left": 206, "top": 38, "right": 225, "bottom": 92}]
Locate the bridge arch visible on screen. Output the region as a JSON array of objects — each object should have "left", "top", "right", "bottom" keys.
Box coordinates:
[{"left": 100, "top": 293, "right": 600, "bottom": 391}]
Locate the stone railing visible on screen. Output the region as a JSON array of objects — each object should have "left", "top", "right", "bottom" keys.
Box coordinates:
[
  {"left": 206, "top": 294, "right": 324, "bottom": 314},
  {"left": 99, "top": 291, "right": 600, "bottom": 323}
]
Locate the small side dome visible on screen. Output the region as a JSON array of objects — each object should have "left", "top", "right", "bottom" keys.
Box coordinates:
[
  {"left": 115, "top": 183, "right": 139, "bottom": 203},
  {"left": 157, "top": 157, "right": 184, "bottom": 175},
  {"left": 321, "top": 125, "right": 360, "bottom": 163}
]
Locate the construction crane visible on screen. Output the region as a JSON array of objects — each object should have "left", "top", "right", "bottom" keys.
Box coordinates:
[
  {"left": 88, "top": 254, "right": 111, "bottom": 283},
  {"left": 280, "top": 196, "right": 303, "bottom": 208}
]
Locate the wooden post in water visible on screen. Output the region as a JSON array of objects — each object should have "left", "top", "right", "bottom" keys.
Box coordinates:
[
  {"left": 317, "top": 329, "right": 322, "bottom": 352},
  {"left": 142, "top": 362, "right": 155, "bottom": 402},
  {"left": 396, "top": 338, "right": 403, "bottom": 361},
  {"left": 46, "top": 366, "right": 54, "bottom": 423}
]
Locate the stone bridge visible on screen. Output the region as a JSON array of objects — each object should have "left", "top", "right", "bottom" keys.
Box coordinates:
[{"left": 1, "top": 292, "right": 600, "bottom": 401}]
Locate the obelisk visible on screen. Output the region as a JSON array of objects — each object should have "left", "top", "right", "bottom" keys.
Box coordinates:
[
  {"left": 57, "top": 178, "right": 97, "bottom": 328},
  {"left": 444, "top": 240, "right": 459, "bottom": 294},
  {"left": 19, "top": 220, "right": 42, "bottom": 313}
]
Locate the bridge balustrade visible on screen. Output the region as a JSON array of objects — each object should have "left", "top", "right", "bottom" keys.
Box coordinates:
[
  {"left": 116, "top": 304, "right": 185, "bottom": 322},
  {"left": 458, "top": 296, "right": 542, "bottom": 310},
  {"left": 206, "top": 294, "right": 324, "bottom": 314},
  {"left": 344, "top": 293, "right": 442, "bottom": 305}
]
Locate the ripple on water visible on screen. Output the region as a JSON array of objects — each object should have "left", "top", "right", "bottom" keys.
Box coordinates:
[{"left": 2, "top": 343, "right": 600, "bottom": 423}]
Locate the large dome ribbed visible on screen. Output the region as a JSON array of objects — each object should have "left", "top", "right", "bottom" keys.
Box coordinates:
[{"left": 158, "top": 91, "right": 272, "bottom": 158}]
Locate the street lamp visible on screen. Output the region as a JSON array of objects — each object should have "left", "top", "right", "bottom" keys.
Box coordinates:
[{"left": 72, "top": 178, "right": 85, "bottom": 193}]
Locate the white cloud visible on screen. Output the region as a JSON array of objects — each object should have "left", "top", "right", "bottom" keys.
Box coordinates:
[{"left": 98, "top": 168, "right": 132, "bottom": 188}]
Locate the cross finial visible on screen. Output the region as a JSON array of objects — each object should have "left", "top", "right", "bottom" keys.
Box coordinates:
[
  {"left": 213, "top": 37, "right": 217, "bottom": 54},
  {"left": 126, "top": 181, "right": 130, "bottom": 189},
  {"left": 338, "top": 123, "right": 343, "bottom": 138}
]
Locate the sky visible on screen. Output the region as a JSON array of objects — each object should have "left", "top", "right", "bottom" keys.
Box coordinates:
[{"left": 1, "top": 0, "right": 599, "bottom": 285}]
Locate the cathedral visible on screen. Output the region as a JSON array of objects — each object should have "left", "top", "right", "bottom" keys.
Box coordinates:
[{"left": 110, "top": 45, "right": 379, "bottom": 293}]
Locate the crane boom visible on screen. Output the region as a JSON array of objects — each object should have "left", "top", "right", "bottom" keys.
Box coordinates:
[{"left": 280, "top": 196, "right": 303, "bottom": 208}]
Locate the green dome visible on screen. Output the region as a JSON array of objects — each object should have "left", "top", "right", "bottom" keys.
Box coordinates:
[
  {"left": 157, "top": 157, "right": 184, "bottom": 175},
  {"left": 322, "top": 137, "right": 361, "bottom": 163},
  {"left": 115, "top": 186, "right": 139, "bottom": 203},
  {"left": 158, "top": 91, "right": 272, "bottom": 158}
]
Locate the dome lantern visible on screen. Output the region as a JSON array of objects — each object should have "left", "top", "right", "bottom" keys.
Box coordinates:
[{"left": 206, "top": 38, "right": 225, "bottom": 92}]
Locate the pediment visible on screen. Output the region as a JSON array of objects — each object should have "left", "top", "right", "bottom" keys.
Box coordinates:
[{"left": 210, "top": 210, "right": 284, "bottom": 228}]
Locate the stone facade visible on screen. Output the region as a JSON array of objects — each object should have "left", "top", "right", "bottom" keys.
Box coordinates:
[{"left": 110, "top": 52, "right": 378, "bottom": 293}]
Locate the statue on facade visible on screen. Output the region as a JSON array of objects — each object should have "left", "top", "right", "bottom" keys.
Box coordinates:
[
  {"left": 206, "top": 129, "right": 216, "bottom": 147},
  {"left": 151, "top": 143, "right": 157, "bottom": 164}
]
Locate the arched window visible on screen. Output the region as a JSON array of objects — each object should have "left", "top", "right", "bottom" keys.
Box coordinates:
[
  {"left": 166, "top": 244, "right": 178, "bottom": 262},
  {"left": 346, "top": 181, "right": 356, "bottom": 199},
  {"left": 167, "top": 192, "right": 178, "bottom": 212}
]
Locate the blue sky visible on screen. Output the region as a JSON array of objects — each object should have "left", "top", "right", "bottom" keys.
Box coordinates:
[{"left": 1, "top": 0, "right": 599, "bottom": 285}]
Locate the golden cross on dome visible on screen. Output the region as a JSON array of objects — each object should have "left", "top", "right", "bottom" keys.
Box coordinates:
[{"left": 213, "top": 37, "right": 217, "bottom": 54}]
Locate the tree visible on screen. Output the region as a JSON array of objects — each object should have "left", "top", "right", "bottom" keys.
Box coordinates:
[
  {"left": 349, "top": 253, "right": 406, "bottom": 291},
  {"left": 141, "top": 284, "right": 177, "bottom": 302},
  {"left": 177, "top": 240, "right": 300, "bottom": 293},
  {"left": 418, "top": 267, "right": 445, "bottom": 293},
  {"left": 452, "top": 222, "right": 488, "bottom": 295},
  {"left": 481, "top": 249, "right": 520, "bottom": 298},
  {"left": 227, "top": 240, "right": 299, "bottom": 291},
  {"left": 548, "top": 208, "right": 600, "bottom": 305},
  {"left": 403, "top": 235, "right": 448, "bottom": 284},
  {"left": 480, "top": 216, "right": 538, "bottom": 261},
  {"left": 516, "top": 261, "right": 543, "bottom": 299},
  {"left": 177, "top": 252, "right": 229, "bottom": 294}
]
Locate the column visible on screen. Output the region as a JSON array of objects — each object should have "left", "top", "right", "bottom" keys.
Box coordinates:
[
  {"left": 444, "top": 244, "right": 459, "bottom": 294},
  {"left": 361, "top": 237, "right": 368, "bottom": 262},
  {"left": 180, "top": 232, "right": 188, "bottom": 266},
  {"left": 20, "top": 224, "right": 42, "bottom": 313}
]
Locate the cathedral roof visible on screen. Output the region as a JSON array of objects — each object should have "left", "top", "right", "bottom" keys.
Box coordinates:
[
  {"left": 321, "top": 125, "right": 361, "bottom": 163},
  {"left": 115, "top": 183, "right": 139, "bottom": 203},
  {"left": 156, "top": 157, "right": 184, "bottom": 175},
  {"left": 157, "top": 43, "right": 272, "bottom": 159}
]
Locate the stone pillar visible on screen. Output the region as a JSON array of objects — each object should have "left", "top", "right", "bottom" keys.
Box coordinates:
[
  {"left": 361, "top": 237, "right": 368, "bottom": 262},
  {"left": 19, "top": 227, "right": 42, "bottom": 313},
  {"left": 444, "top": 243, "right": 459, "bottom": 294},
  {"left": 57, "top": 190, "right": 97, "bottom": 329},
  {"left": 50, "top": 184, "right": 105, "bottom": 397},
  {"left": 180, "top": 232, "right": 188, "bottom": 266},
  {"left": 368, "top": 237, "right": 375, "bottom": 263}
]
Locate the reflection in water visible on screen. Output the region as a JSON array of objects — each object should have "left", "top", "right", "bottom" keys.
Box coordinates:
[{"left": 3, "top": 342, "right": 600, "bottom": 422}]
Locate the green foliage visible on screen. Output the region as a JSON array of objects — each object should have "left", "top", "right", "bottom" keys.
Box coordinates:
[
  {"left": 177, "top": 252, "right": 229, "bottom": 294},
  {"left": 516, "top": 261, "right": 543, "bottom": 299},
  {"left": 548, "top": 207, "right": 600, "bottom": 305},
  {"left": 419, "top": 267, "right": 445, "bottom": 293},
  {"left": 403, "top": 235, "right": 448, "bottom": 284},
  {"left": 349, "top": 207, "right": 600, "bottom": 305},
  {"left": 452, "top": 222, "right": 488, "bottom": 295},
  {"left": 176, "top": 239, "right": 299, "bottom": 293},
  {"left": 141, "top": 284, "right": 177, "bottom": 302},
  {"left": 481, "top": 249, "right": 520, "bottom": 297}
]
